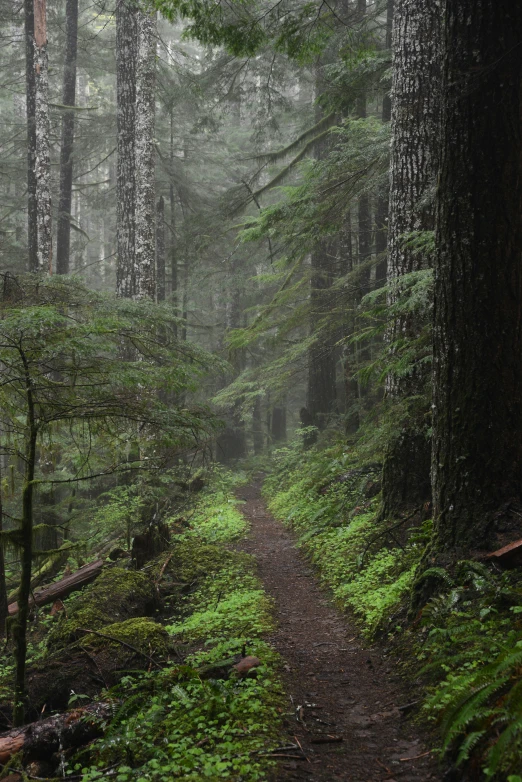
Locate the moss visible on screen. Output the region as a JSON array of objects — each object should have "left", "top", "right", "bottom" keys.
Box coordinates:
[
  {"left": 170, "top": 539, "right": 244, "bottom": 584},
  {"left": 47, "top": 567, "right": 155, "bottom": 649},
  {"left": 86, "top": 617, "right": 170, "bottom": 659}
]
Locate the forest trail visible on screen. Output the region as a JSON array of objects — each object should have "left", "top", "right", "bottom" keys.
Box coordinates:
[{"left": 236, "top": 481, "right": 441, "bottom": 782}]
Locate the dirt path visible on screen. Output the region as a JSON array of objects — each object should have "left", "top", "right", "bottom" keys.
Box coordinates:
[{"left": 237, "top": 481, "right": 441, "bottom": 782}]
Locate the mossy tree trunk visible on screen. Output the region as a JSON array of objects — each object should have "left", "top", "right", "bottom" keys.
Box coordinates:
[
  {"left": 430, "top": 0, "right": 522, "bottom": 555},
  {"left": 380, "top": 0, "right": 441, "bottom": 519}
]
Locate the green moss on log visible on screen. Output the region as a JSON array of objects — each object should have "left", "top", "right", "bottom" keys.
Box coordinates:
[{"left": 47, "top": 567, "right": 155, "bottom": 649}]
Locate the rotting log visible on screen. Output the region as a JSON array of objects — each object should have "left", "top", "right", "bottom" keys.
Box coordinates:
[
  {"left": 0, "top": 701, "right": 113, "bottom": 764},
  {"left": 8, "top": 559, "right": 104, "bottom": 616}
]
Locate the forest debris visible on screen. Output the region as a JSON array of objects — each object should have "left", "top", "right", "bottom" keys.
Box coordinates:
[
  {"left": 399, "top": 750, "right": 432, "bottom": 761},
  {"left": 0, "top": 702, "right": 113, "bottom": 765},
  {"left": 485, "top": 538, "right": 522, "bottom": 568},
  {"left": 310, "top": 735, "right": 343, "bottom": 744},
  {"left": 8, "top": 559, "right": 104, "bottom": 616},
  {"left": 49, "top": 598, "right": 65, "bottom": 617}
]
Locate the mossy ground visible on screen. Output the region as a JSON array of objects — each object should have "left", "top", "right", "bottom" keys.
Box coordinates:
[{"left": 74, "top": 469, "right": 283, "bottom": 782}]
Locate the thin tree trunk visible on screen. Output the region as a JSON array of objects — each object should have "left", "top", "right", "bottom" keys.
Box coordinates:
[
  {"left": 271, "top": 405, "right": 287, "bottom": 443},
  {"left": 252, "top": 396, "right": 263, "bottom": 455},
  {"left": 429, "top": 0, "right": 522, "bottom": 556},
  {"left": 135, "top": 10, "right": 156, "bottom": 300},
  {"left": 116, "top": 0, "right": 137, "bottom": 297},
  {"left": 380, "top": 0, "right": 441, "bottom": 519},
  {"left": 0, "top": 455, "right": 8, "bottom": 636},
  {"left": 56, "top": 0, "right": 78, "bottom": 275},
  {"left": 169, "top": 109, "right": 178, "bottom": 334},
  {"left": 13, "top": 375, "right": 36, "bottom": 727},
  {"left": 156, "top": 196, "right": 165, "bottom": 301},
  {"left": 24, "top": 0, "right": 37, "bottom": 272},
  {"left": 34, "top": 0, "right": 52, "bottom": 273}
]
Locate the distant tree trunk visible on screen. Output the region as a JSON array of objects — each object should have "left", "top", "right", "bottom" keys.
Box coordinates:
[
  {"left": 116, "top": 0, "right": 137, "bottom": 297},
  {"left": 169, "top": 110, "right": 178, "bottom": 334},
  {"left": 356, "top": 0, "right": 371, "bottom": 297},
  {"left": 430, "top": 0, "right": 522, "bottom": 556},
  {"left": 252, "top": 397, "right": 264, "bottom": 455},
  {"left": 380, "top": 0, "right": 441, "bottom": 519},
  {"left": 374, "top": 0, "right": 393, "bottom": 285},
  {"left": 271, "top": 406, "right": 287, "bottom": 443},
  {"left": 135, "top": 10, "right": 156, "bottom": 300},
  {"left": 307, "top": 66, "right": 337, "bottom": 431},
  {"left": 34, "top": 0, "right": 52, "bottom": 273},
  {"left": 56, "top": 0, "right": 78, "bottom": 275},
  {"left": 156, "top": 196, "right": 165, "bottom": 301},
  {"left": 24, "top": 0, "right": 37, "bottom": 272}
]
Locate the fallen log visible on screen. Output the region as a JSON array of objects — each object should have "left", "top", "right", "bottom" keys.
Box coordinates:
[
  {"left": 8, "top": 559, "right": 104, "bottom": 616},
  {"left": 0, "top": 701, "right": 114, "bottom": 765}
]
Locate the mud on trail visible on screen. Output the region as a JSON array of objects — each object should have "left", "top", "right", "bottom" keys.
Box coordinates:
[{"left": 236, "top": 482, "right": 441, "bottom": 782}]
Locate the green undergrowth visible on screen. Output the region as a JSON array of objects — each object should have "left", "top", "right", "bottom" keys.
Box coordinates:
[
  {"left": 266, "top": 437, "right": 522, "bottom": 780},
  {"left": 77, "top": 469, "right": 282, "bottom": 782}
]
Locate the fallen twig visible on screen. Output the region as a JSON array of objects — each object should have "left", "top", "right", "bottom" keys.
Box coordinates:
[{"left": 399, "top": 750, "right": 432, "bottom": 761}]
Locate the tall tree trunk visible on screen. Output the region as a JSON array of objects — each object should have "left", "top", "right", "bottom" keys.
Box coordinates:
[
  {"left": 374, "top": 0, "right": 393, "bottom": 285},
  {"left": 24, "top": 0, "right": 37, "bottom": 272},
  {"left": 135, "top": 10, "right": 156, "bottom": 300},
  {"left": 380, "top": 0, "right": 441, "bottom": 519},
  {"left": 34, "top": 0, "right": 52, "bottom": 273},
  {"left": 356, "top": 0, "right": 371, "bottom": 296},
  {"left": 169, "top": 109, "right": 178, "bottom": 334},
  {"left": 307, "top": 66, "right": 337, "bottom": 432},
  {"left": 116, "top": 0, "right": 137, "bottom": 297},
  {"left": 429, "top": 0, "right": 522, "bottom": 556},
  {"left": 156, "top": 196, "right": 165, "bottom": 301},
  {"left": 56, "top": 0, "right": 78, "bottom": 275}
]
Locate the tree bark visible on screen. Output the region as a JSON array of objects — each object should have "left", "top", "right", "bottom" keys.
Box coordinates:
[
  {"left": 380, "top": 0, "right": 441, "bottom": 519},
  {"left": 24, "top": 0, "right": 37, "bottom": 272},
  {"left": 116, "top": 0, "right": 137, "bottom": 297},
  {"left": 56, "top": 0, "right": 78, "bottom": 275},
  {"left": 33, "top": 0, "right": 52, "bottom": 273},
  {"left": 430, "top": 0, "right": 522, "bottom": 555},
  {"left": 156, "top": 196, "right": 165, "bottom": 301},
  {"left": 135, "top": 10, "right": 156, "bottom": 300}
]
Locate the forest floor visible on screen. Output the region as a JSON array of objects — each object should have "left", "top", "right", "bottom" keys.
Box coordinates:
[{"left": 236, "top": 479, "right": 442, "bottom": 782}]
